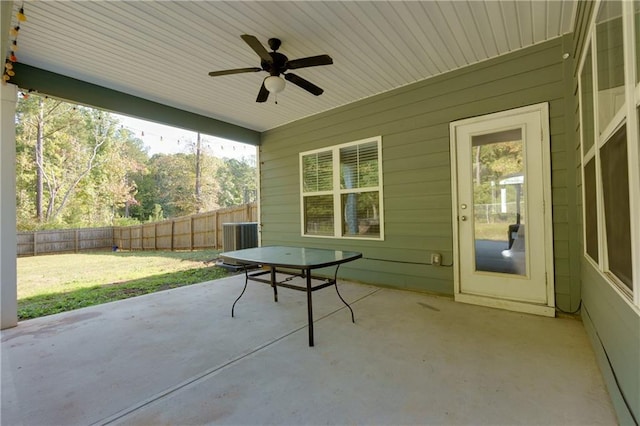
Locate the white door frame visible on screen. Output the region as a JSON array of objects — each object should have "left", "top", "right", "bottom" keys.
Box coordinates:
[{"left": 450, "top": 103, "right": 555, "bottom": 317}]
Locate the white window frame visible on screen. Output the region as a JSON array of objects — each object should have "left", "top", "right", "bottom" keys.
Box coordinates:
[
  {"left": 577, "top": 0, "right": 640, "bottom": 309},
  {"left": 299, "top": 136, "right": 384, "bottom": 240}
]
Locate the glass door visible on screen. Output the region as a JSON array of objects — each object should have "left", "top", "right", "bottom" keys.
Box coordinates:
[{"left": 451, "top": 104, "right": 554, "bottom": 316}]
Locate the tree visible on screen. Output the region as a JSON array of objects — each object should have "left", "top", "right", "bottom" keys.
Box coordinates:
[
  {"left": 147, "top": 204, "right": 164, "bottom": 222},
  {"left": 131, "top": 150, "right": 223, "bottom": 220},
  {"left": 472, "top": 141, "right": 523, "bottom": 205},
  {"left": 15, "top": 95, "right": 148, "bottom": 229},
  {"left": 16, "top": 95, "right": 82, "bottom": 223},
  {"left": 182, "top": 138, "right": 223, "bottom": 213},
  {"left": 15, "top": 94, "right": 257, "bottom": 229},
  {"left": 216, "top": 158, "right": 257, "bottom": 207}
]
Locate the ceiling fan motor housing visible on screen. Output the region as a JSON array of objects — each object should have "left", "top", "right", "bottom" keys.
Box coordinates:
[{"left": 262, "top": 52, "right": 288, "bottom": 76}]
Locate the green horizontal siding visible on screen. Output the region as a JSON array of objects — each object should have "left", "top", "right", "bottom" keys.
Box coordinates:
[
  {"left": 571, "top": 1, "right": 640, "bottom": 423},
  {"left": 582, "top": 265, "right": 639, "bottom": 424},
  {"left": 260, "top": 36, "right": 572, "bottom": 298}
]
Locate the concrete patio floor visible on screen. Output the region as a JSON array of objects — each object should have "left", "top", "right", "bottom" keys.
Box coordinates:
[{"left": 2, "top": 274, "right": 617, "bottom": 425}]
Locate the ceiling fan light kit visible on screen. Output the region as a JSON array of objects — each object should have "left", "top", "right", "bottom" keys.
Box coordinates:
[
  {"left": 264, "top": 75, "right": 285, "bottom": 94},
  {"left": 208, "top": 34, "right": 333, "bottom": 103}
]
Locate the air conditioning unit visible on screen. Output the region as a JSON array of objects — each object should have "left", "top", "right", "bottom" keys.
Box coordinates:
[{"left": 222, "top": 222, "right": 258, "bottom": 254}]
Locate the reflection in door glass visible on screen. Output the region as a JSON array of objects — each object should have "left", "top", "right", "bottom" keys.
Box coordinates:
[{"left": 471, "top": 129, "right": 526, "bottom": 276}]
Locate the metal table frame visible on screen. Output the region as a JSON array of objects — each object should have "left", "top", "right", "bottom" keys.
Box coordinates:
[{"left": 222, "top": 246, "right": 363, "bottom": 347}]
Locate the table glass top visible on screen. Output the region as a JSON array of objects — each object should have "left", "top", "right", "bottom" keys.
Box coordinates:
[{"left": 221, "top": 246, "right": 362, "bottom": 268}]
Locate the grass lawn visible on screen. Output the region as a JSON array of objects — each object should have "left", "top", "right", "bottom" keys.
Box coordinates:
[
  {"left": 17, "top": 250, "right": 229, "bottom": 320},
  {"left": 474, "top": 222, "right": 511, "bottom": 241}
]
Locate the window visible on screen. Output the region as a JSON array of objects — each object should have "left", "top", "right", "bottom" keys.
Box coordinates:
[
  {"left": 584, "top": 157, "right": 599, "bottom": 262},
  {"left": 600, "top": 125, "right": 633, "bottom": 290},
  {"left": 581, "top": 48, "right": 596, "bottom": 153},
  {"left": 578, "top": 0, "right": 640, "bottom": 305},
  {"left": 596, "top": 1, "right": 626, "bottom": 134},
  {"left": 301, "top": 151, "right": 334, "bottom": 236},
  {"left": 300, "top": 137, "right": 383, "bottom": 239}
]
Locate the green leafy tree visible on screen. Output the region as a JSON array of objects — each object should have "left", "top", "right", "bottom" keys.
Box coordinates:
[
  {"left": 16, "top": 95, "right": 256, "bottom": 229},
  {"left": 16, "top": 95, "right": 82, "bottom": 226},
  {"left": 127, "top": 148, "right": 225, "bottom": 222},
  {"left": 472, "top": 141, "right": 524, "bottom": 225},
  {"left": 216, "top": 158, "right": 257, "bottom": 207},
  {"left": 15, "top": 95, "right": 148, "bottom": 229},
  {"left": 147, "top": 204, "right": 165, "bottom": 222},
  {"left": 473, "top": 142, "right": 523, "bottom": 205},
  {"left": 182, "top": 140, "right": 223, "bottom": 213},
  {"left": 152, "top": 153, "right": 195, "bottom": 216}
]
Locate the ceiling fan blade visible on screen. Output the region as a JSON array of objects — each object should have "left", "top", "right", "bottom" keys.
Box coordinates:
[
  {"left": 284, "top": 73, "right": 324, "bottom": 96},
  {"left": 241, "top": 34, "right": 273, "bottom": 63},
  {"left": 286, "top": 55, "right": 333, "bottom": 70},
  {"left": 256, "top": 81, "right": 269, "bottom": 103},
  {"left": 208, "top": 67, "right": 262, "bottom": 77}
]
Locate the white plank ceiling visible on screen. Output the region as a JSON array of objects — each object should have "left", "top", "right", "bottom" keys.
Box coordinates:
[{"left": 8, "top": 1, "right": 576, "bottom": 133}]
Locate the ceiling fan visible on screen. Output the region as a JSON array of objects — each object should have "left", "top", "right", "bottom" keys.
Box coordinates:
[{"left": 208, "top": 34, "right": 333, "bottom": 103}]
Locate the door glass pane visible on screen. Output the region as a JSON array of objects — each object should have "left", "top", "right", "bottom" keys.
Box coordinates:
[
  {"left": 472, "top": 129, "right": 526, "bottom": 276},
  {"left": 596, "top": 1, "right": 626, "bottom": 134}
]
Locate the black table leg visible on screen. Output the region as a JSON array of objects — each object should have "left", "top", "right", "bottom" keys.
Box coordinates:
[
  {"left": 231, "top": 267, "right": 249, "bottom": 317},
  {"left": 333, "top": 264, "right": 355, "bottom": 323},
  {"left": 271, "top": 267, "right": 278, "bottom": 302},
  {"left": 306, "top": 268, "right": 314, "bottom": 347}
]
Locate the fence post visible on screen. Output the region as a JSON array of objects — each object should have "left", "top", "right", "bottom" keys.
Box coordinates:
[
  {"left": 213, "top": 212, "right": 220, "bottom": 250},
  {"left": 75, "top": 229, "right": 79, "bottom": 253},
  {"left": 171, "top": 220, "right": 175, "bottom": 251},
  {"left": 190, "top": 217, "right": 194, "bottom": 251},
  {"left": 33, "top": 231, "right": 37, "bottom": 256}
]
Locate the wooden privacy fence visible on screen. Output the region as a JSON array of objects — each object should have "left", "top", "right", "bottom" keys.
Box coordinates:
[
  {"left": 17, "top": 203, "right": 258, "bottom": 257},
  {"left": 113, "top": 203, "right": 257, "bottom": 251},
  {"left": 17, "top": 227, "right": 114, "bottom": 257}
]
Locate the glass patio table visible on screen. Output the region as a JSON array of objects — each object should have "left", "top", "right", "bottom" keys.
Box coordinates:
[{"left": 221, "top": 246, "right": 362, "bottom": 347}]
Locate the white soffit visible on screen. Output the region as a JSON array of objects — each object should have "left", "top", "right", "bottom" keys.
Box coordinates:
[{"left": 9, "top": 1, "right": 576, "bottom": 132}]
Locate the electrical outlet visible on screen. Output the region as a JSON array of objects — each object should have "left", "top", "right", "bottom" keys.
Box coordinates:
[{"left": 431, "top": 253, "right": 441, "bottom": 266}]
